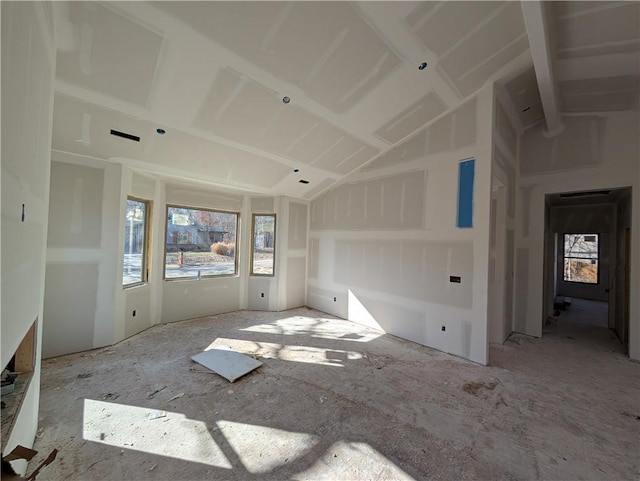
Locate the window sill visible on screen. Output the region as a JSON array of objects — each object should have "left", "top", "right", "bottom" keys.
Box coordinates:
[{"left": 163, "top": 274, "right": 239, "bottom": 282}]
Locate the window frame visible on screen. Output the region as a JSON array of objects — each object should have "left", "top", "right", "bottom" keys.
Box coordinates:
[
  {"left": 562, "top": 233, "right": 600, "bottom": 285},
  {"left": 164, "top": 204, "right": 239, "bottom": 281},
  {"left": 250, "top": 213, "right": 277, "bottom": 277},
  {"left": 123, "top": 196, "right": 151, "bottom": 288}
]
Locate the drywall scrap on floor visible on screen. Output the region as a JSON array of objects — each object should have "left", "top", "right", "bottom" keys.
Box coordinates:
[
  {"left": 191, "top": 348, "right": 263, "bottom": 382},
  {"left": 2, "top": 445, "right": 57, "bottom": 480}
]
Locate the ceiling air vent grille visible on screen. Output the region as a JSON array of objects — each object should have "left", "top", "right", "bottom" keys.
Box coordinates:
[
  {"left": 110, "top": 129, "right": 140, "bottom": 142},
  {"left": 560, "top": 190, "right": 611, "bottom": 198}
]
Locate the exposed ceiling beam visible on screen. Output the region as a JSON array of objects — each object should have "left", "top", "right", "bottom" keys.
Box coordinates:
[{"left": 522, "top": 1, "right": 565, "bottom": 137}]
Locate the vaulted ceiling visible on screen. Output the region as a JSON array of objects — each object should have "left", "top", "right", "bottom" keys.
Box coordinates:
[{"left": 51, "top": 1, "right": 639, "bottom": 199}]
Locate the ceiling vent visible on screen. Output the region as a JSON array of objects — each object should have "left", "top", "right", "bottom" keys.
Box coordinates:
[
  {"left": 110, "top": 129, "right": 140, "bottom": 142},
  {"left": 560, "top": 190, "right": 611, "bottom": 198}
]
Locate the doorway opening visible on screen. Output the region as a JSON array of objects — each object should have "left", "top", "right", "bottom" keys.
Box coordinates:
[{"left": 543, "top": 187, "right": 632, "bottom": 353}]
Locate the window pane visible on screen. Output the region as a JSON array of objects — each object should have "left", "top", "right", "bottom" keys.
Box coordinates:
[
  {"left": 251, "top": 214, "right": 276, "bottom": 276},
  {"left": 165, "top": 206, "right": 237, "bottom": 279},
  {"left": 563, "top": 258, "right": 598, "bottom": 284},
  {"left": 123, "top": 199, "right": 147, "bottom": 286},
  {"left": 563, "top": 233, "right": 598, "bottom": 284},
  {"left": 564, "top": 234, "right": 598, "bottom": 259}
]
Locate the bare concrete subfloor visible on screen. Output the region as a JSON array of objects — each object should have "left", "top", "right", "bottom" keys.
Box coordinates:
[{"left": 30, "top": 303, "right": 639, "bottom": 480}]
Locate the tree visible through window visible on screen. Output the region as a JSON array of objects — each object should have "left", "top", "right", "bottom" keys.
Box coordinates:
[
  {"left": 165, "top": 206, "right": 238, "bottom": 279},
  {"left": 123, "top": 198, "right": 149, "bottom": 287},
  {"left": 563, "top": 234, "right": 599, "bottom": 284},
  {"left": 251, "top": 214, "right": 276, "bottom": 276}
]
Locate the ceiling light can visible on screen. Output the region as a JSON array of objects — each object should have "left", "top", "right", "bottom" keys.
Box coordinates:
[
  {"left": 282, "top": 96, "right": 290, "bottom": 104},
  {"left": 156, "top": 128, "right": 166, "bottom": 135}
]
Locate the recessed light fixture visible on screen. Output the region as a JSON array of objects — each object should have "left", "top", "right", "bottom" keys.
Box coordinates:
[
  {"left": 156, "top": 128, "right": 166, "bottom": 135},
  {"left": 282, "top": 96, "right": 290, "bottom": 104},
  {"left": 418, "top": 62, "right": 428, "bottom": 70}
]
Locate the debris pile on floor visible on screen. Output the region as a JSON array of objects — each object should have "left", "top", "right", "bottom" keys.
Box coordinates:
[
  {"left": 1, "top": 369, "right": 17, "bottom": 395},
  {"left": 1, "top": 445, "right": 57, "bottom": 480}
]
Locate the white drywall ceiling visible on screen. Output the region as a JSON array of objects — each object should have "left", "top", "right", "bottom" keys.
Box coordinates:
[{"left": 51, "top": 1, "right": 640, "bottom": 199}]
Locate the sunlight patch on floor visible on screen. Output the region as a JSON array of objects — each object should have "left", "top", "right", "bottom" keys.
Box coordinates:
[
  {"left": 82, "top": 399, "right": 232, "bottom": 468},
  {"left": 292, "top": 441, "right": 415, "bottom": 480},
  {"left": 239, "top": 315, "right": 383, "bottom": 342},
  {"left": 206, "top": 337, "right": 364, "bottom": 366},
  {"left": 217, "top": 420, "right": 319, "bottom": 473}
]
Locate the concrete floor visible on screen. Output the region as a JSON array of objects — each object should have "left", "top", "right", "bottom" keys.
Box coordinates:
[{"left": 29, "top": 302, "right": 639, "bottom": 480}]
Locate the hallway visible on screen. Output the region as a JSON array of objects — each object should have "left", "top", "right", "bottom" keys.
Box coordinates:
[{"left": 545, "top": 298, "right": 625, "bottom": 354}]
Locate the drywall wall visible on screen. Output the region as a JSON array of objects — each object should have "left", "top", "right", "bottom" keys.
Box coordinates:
[
  {"left": 308, "top": 86, "right": 494, "bottom": 364},
  {"left": 614, "top": 189, "right": 632, "bottom": 344},
  {"left": 488, "top": 90, "right": 519, "bottom": 345},
  {"left": 278, "top": 200, "right": 308, "bottom": 310},
  {"left": 43, "top": 263, "right": 99, "bottom": 354},
  {"left": 1, "top": 0, "right": 56, "bottom": 469},
  {"left": 247, "top": 197, "right": 309, "bottom": 311},
  {"left": 161, "top": 185, "right": 244, "bottom": 322},
  {"left": 248, "top": 196, "right": 278, "bottom": 310},
  {"left": 516, "top": 111, "right": 639, "bottom": 360},
  {"left": 120, "top": 169, "right": 158, "bottom": 340},
  {"left": 551, "top": 204, "right": 615, "bottom": 302},
  {"left": 162, "top": 276, "right": 242, "bottom": 321},
  {"left": 43, "top": 155, "right": 122, "bottom": 358}
]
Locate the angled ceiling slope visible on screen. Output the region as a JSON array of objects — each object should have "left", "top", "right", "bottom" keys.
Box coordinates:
[{"left": 50, "top": 1, "right": 639, "bottom": 200}]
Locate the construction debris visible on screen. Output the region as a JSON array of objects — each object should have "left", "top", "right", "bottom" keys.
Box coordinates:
[
  {"left": 166, "top": 393, "right": 184, "bottom": 402},
  {"left": 146, "top": 386, "right": 166, "bottom": 399},
  {"left": 362, "top": 351, "right": 383, "bottom": 369},
  {"left": 2, "top": 445, "right": 57, "bottom": 480},
  {"left": 191, "top": 348, "right": 263, "bottom": 383}
]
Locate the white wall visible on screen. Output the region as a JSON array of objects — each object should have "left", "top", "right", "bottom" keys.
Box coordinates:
[
  {"left": 308, "top": 85, "right": 494, "bottom": 364},
  {"left": 43, "top": 154, "right": 122, "bottom": 357},
  {"left": 120, "top": 170, "right": 156, "bottom": 339},
  {"left": 43, "top": 152, "right": 310, "bottom": 356},
  {"left": 488, "top": 88, "right": 519, "bottom": 345},
  {"left": 247, "top": 196, "right": 277, "bottom": 310},
  {"left": 247, "top": 196, "right": 309, "bottom": 311},
  {"left": 281, "top": 200, "right": 308, "bottom": 309},
  {"left": 1, "top": 0, "right": 56, "bottom": 471},
  {"left": 515, "top": 112, "right": 640, "bottom": 360}
]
